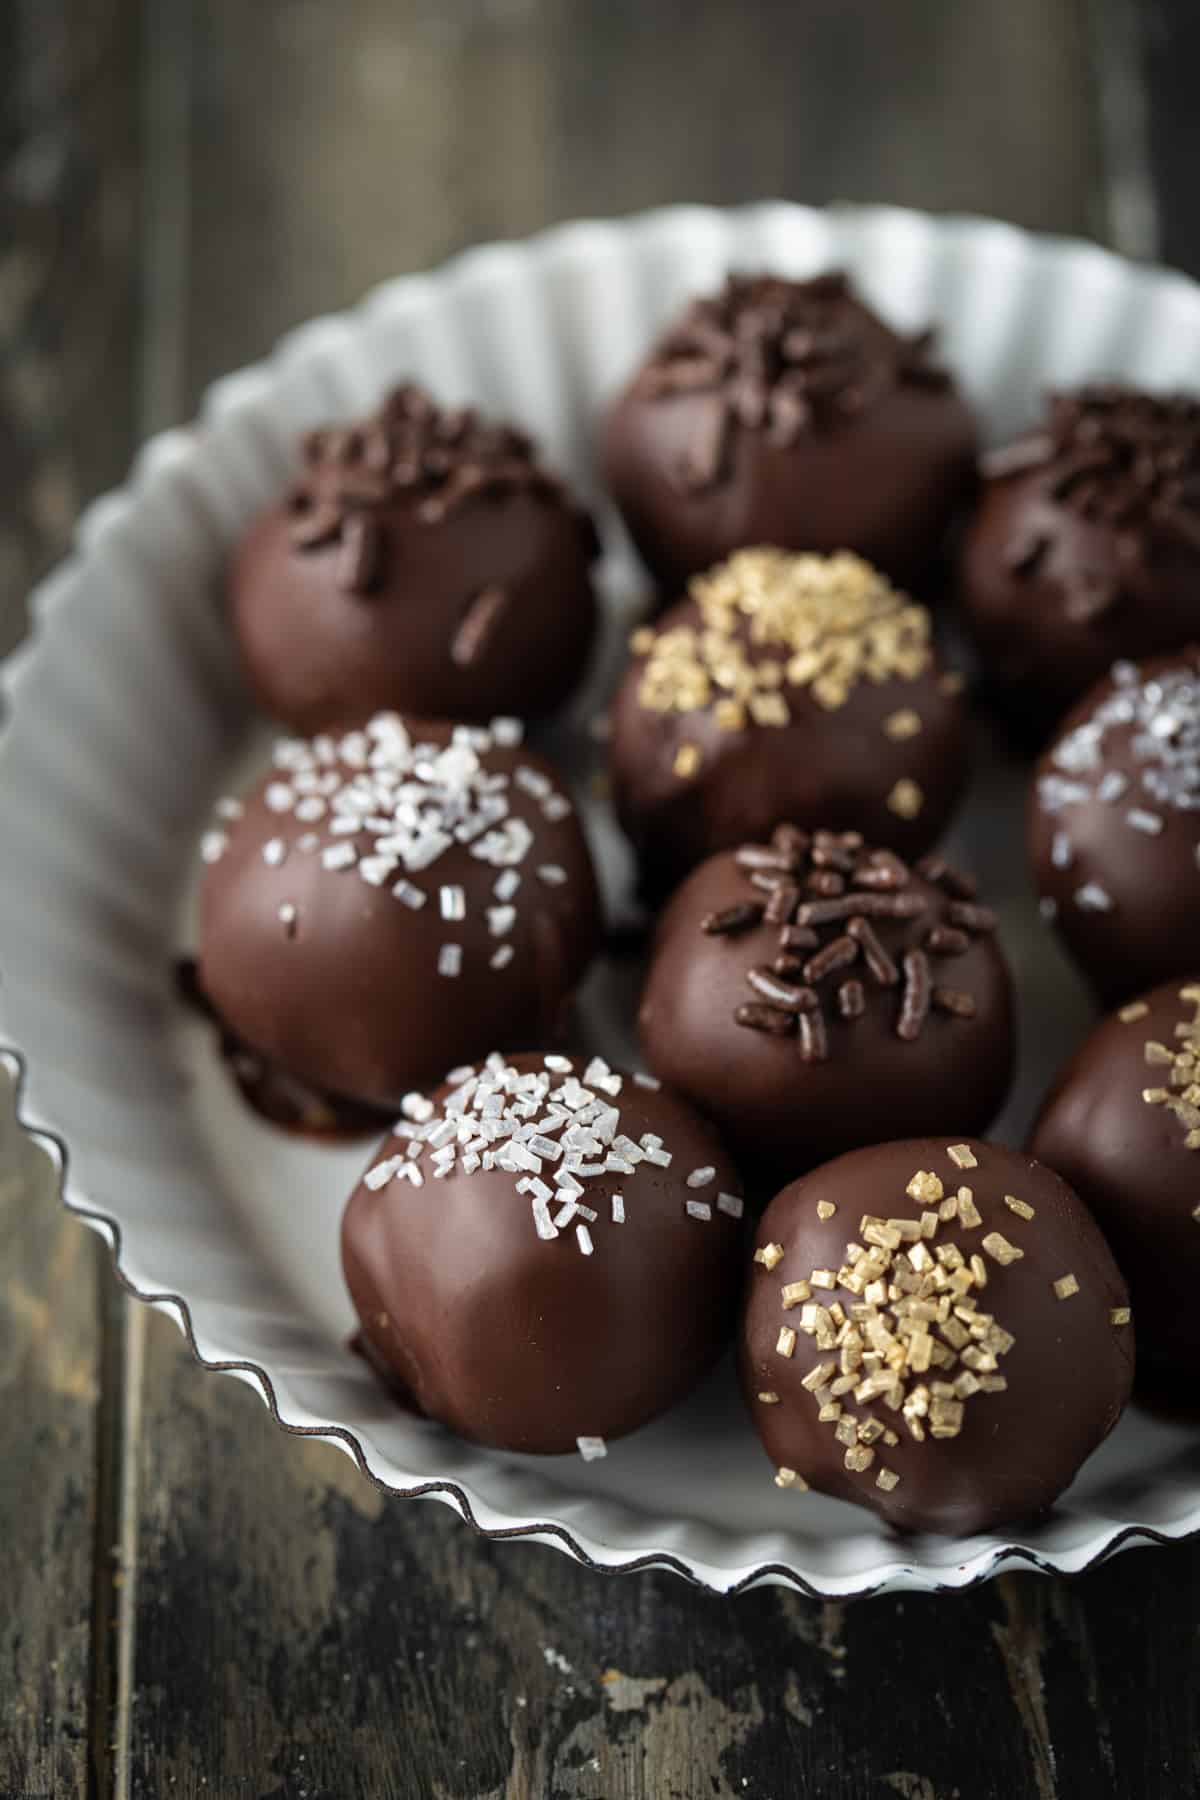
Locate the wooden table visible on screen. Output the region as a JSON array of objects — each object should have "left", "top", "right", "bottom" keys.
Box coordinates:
[{"left": 3, "top": 3, "right": 1199, "bottom": 1794}]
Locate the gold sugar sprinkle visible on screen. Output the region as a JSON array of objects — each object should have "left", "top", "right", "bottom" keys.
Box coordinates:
[
  {"left": 784, "top": 1171, "right": 1017, "bottom": 1470},
  {"left": 1053, "top": 1273, "right": 1080, "bottom": 1300},
  {"left": 1004, "top": 1195, "right": 1035, "bottom": 1221},
  {"left": 1141, "top": 989, "right": 1200, "bottom": 1150},
  {"left": 906, "top": 1171, "right": 944, "bottom": 1203},
  {"left": 940, "top": 670, "right": 966, "bottom": 696},
  {"left": 947, "top": 1144, "right": 977, "bottom": 1170},
  {"left": 755, "top": 1242, "right": 785, "bottom": 1270},
  {"left": 884, "top": 708, "right": 923, "bottom": 741},
  {"left": 776, "top": 1326, "right": 797, "bottom": 1358},
  {"left": 673, "top": 741, "right": 701, "bottom": 779},
  {"left": 982, "top": 1231, "right": 1024, "bottom": 1266},
  {"left": 714, "top": 697, "right": 745, "bottom": 731},
  {"left": 875, "top": 1467, "right": 900, "bottom": 1492},
  {"left": 1110, "top": 1307, "right": 1131, "bottom": 1326},
  {"left": 781, "top": 1280, "right": 811, "bottom": 1308},
  {"left": 810, "top": 1268, "right": 837, "bottom": 1289},
  {"left": 801, "top": 1361, "right": 836, "bottom": 1393},
  {"left": 887, "top": 778, "right": 924, "bottom": 820},
  {"left": 816, "top": 1200, "right": 837, "bottom": 1221},
  {"left": 956, "top": 1188, "right": 982, "bottom": 1230},
  {"left": 1119, "top": 1001, "right": 1149, "bottom": 1023},
  {"left": 636, "top": 549, "right": 934, "bottom": 727},
  {"left": 757, "top": 1390, "right": 781, "bottom": 1404},
  {"left": 774, "top": 1466, "right": 808, "bottom": 1490}
]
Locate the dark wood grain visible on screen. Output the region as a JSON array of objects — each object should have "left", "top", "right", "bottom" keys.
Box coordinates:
[
  {"left": 1139, "top": 0, "right": 1200, "bottom": 276},
  {"left": 0, "top": 3, "right": 140, "bottom": 1795},
  {"left": 0, "top": 0, "right": 140, "bottom": 654},
  {"left": 180, "top": 0, "right": 1104, "bottom": 413},
  {"left": 129, "top": 1314, "right": 1200, "bottom": 1800},
  {"left": 0, "top": 1084, "right": 99, "bottom": 1800}
]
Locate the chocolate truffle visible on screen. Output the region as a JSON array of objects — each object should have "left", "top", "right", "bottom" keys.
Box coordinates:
[
  {"left": 1031, "top": 980, "right": 1200, "bottom": 1375},
  {"left": 602, "top": 271, "right": 976, "bottom": 594},
  {"left": 608, "top": 549, "right": 969, "bottom": 898},
  {"left": 638, "top": 829, "right": 1015, "bottom": 1189},
  {"left": 230, "top": 383, "right": 600, "bottom": 733},
  {"left": 961, "top": 387, "right": 1200, "bottom": 726},
  {"left": 341, "top": 1051, "right": 745, "bottom": 1452},
  {"left": 197, "top": 713, "right": 600, "bottom": 1108},
  {"left": 1029, "top": 649, "right": 1200, "bottom": 1004},
  {"left": 740, "top": 1138, "right": 1133, "bottom": 1534}
]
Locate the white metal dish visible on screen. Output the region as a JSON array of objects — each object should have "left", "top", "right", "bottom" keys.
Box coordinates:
[{"left": 6, "top": 202, "right": 1200, "bottom": 1598}]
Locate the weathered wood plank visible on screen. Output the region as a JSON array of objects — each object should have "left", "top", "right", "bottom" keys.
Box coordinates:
[
  {"left": 1137, "top": 0, "right": 1200, "bottom": 277},
  {"left": 0, "top": 0, "right": 141, "bottom": 653},
  {"left": 0, "top": 3, "right": 140, "bottom": 1794},
  {"left": 128, "top": 1312, "right": 1200, "bottom": 1800},
  {"left": 179, "top": 0, "right": 1103, "bottom": 412},
  {"left": 0, "top": 1074, "right": 99, "bottom": 1800}
]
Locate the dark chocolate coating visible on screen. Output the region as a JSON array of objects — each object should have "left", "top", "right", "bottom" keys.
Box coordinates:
[
  {"left": 602, "top": 272, "right": 976, "bottom": 595},
  {"left": 961, "top": 387, "right": 1200, "bottom": 727},
  {"left": 609, "top": 558, "right": 969, "bottom": 899},
  {"left": 740, "top": 1138, "right": 1133, "bottom": 1535},
  {"left": 1029, "top": 648, "right": 1200, "bottom": 1005},
  {"left": 230, "top": 384, "right": 599, "bottom": 733},
  {"left": 638, "top": 832, "right": 1015, "bottom": 1189},
  {"left": 341, "top": 1054, "right": 745, "bottom": 1452},
  {"left": 1031, "top": 979, "right": 1200, "bottom": 1375},
  {"left": 197, "top": 718, "right": 600, "bottom": 1107}
]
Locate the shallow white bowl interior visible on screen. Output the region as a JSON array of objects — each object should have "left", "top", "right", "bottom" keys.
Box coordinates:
[{"left": 6, "top": 202, "right": 1200, "bottom": 1598}]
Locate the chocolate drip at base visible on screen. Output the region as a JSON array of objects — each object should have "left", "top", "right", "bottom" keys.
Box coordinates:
[{"left": 175, "top": 958, "right": 391, "bottom": 1139}]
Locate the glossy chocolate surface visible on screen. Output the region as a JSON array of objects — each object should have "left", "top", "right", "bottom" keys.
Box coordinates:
[
  {"left": 1029, "top": 648, "right": 1200, "bottom": 1003},
  {"left": 230, "top": 383, "right": 599, "bottom": 732},
  {"left": 740, "top": 1137, "right": 1133, "bottom": 1534},
  {"left": 962, "top": 387, "right": 1200, "bottom": 726},
  {"left": 197, "top": 715, "right": 600, "bottom": 1107},
  {"left": 1031, "top": 979, "right": 1200, "bottom": 1373},
  {"left": 342, "top": 1052, "right": 745, "bottom": 1453},
  {"left": 609, "top": 548, "right": 968, "bottom": 899},
  {"left": 638, "top": 829, "right": 1015, "bottom": 1189},
  {"left": 603, "top": 272, "right": 976, "bottom": 595}
]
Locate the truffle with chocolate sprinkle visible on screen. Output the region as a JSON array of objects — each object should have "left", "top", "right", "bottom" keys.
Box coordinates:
[
  {"left": 342, "top": 1052, "right": 744, "bottom": 1452},
  {"left": 638, "top": 828, "right": 1015, "bottom": 1188},
  {"left": 197, "top": 713, "right": 600, "bottom": 1108},
  {"left": 1032, "top": 978, "right": 1200, "bottom": 1376},
  {"left": 230, "top": 382, "right": 599, "bottom": 733},
  {"left": 602, "top": 272, "right": 976, "bottom": 593},
  {"left": 740, "top": 1138, "right": 1133, "bottom": 1534},
  {"left": 961, "top": 386, "right": 1200, "bottom": 726},
  {"left": 608, "top": 548, "right": 969, "bottom": 898},
  {"left": 1029, "top": 648, "right": 1200, "bottom": 1003}
]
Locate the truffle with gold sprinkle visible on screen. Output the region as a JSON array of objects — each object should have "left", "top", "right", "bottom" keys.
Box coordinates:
[
  {"left": 740, "top": 1138, "right": 1133, "bottom": 1534},
  {"left": 1032, "top": 978, "right": 1200, "bottom": 1376},
  {"left": 609, "top": 548, "right": 969, "bottom": 897}
]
